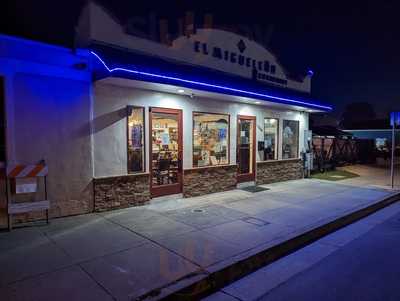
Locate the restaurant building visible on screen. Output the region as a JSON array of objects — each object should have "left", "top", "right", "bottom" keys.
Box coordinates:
[{"left": 0, "top": 2, "right": 332, "bottom": 225}]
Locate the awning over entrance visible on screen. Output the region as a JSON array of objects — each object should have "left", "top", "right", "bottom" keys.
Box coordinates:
[{"left": 90, "top": 44, "right": 333, "bottom": 113}]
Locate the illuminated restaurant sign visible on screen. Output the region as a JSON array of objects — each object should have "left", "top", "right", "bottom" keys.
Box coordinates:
[
  {"left": 78, "top": 2, "right": 311, "bottom": 92},
  {"left": 193, "top": 39, "right": 288, "bottom": 86}
]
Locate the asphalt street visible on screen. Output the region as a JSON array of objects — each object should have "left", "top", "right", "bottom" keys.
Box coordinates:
[
  {"left": 205, "top": 201, "right": 400, "bottom": 301},
  {"left": 260, "top": 208, "right": 400, "bottom": 301}
]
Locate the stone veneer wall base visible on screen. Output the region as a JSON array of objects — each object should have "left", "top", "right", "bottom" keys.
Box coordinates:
[
  {"left": 256, "top": 159, "right": 303, "bottom": 185},
  {"left": 93, "top": 173, "right": 150, "bottom": 212},
  {"left": 183, "top": 165, "right": 237, "bottom": 198}
]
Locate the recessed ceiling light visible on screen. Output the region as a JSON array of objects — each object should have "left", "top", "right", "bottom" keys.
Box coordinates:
[
  {"left": 177, "top": 89, "right": 185, "bottom": 93},
  {"left": 255, "top": 101, "right": 261, "bottom": 104}
]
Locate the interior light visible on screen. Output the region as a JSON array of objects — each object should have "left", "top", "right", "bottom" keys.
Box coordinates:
[
  {"left": 255, "top": 101, "right": 261, "bottom": 104},
  {"left": 177, "top": 89, "right": 185, "bottom": 94}
]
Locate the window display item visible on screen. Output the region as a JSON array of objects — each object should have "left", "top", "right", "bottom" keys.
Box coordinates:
[{"left": 193, "top": 113, "right": 229, "bottom": 167}]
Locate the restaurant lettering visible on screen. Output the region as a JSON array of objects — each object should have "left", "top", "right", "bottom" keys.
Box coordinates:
[{"left": 193, "top": 40, "right": 288, "bottom": 86}]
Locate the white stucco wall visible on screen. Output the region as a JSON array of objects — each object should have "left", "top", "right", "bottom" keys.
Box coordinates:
[
  {"left": 93, "top": 82, "right": 309, "bottom": 177},
  {"left": 11, "top": 74, "right": 93, "bottom": 205},
  {"left": 0, "top": 33, "right": 312, "bottom": 226},
  {"left": 0, "top": 35, "right": 93, "bottom": 223}
]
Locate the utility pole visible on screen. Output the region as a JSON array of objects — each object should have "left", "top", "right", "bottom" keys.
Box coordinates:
[{"left": 390, "top": 112, "right": 399, "bottom": 189}]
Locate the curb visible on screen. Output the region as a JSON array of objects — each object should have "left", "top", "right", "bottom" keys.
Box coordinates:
[{"left": 139, "top": 191, "right": 400, "bottom": 301}]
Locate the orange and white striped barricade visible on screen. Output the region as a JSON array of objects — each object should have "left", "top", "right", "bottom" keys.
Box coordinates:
[{"left": 5, "top": 162, "right": 49, "bottom": 230}]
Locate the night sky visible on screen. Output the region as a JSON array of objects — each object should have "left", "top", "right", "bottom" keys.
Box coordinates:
[{"left": 2, "top": 0, "right": 400, "bottom": 119}]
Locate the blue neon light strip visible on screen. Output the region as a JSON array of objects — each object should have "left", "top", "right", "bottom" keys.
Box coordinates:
[{"left": 91, "top": 51, "right": 332, "bottom": 111}]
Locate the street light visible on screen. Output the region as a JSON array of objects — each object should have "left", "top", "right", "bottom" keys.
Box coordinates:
[{"left": 390, "top": 112, "right": 400, "bottom": 188}]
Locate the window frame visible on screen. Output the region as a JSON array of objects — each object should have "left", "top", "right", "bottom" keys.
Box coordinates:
[
  {"left": 126, "top": 105, "right": 146, "bottom": 174},
  {"left": 263, "top": 117, "right": 279, "bottom": 161},
  {"left": 192, "top": 111, "right": 230, "bottom": 168},
  {"left": 282, "top": 119, "right": 300, "bottom": 159}
]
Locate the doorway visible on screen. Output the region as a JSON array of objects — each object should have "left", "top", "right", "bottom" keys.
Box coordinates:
[
  {"left": 237, "top": 115, "right": 256, "bottom": 183},
  {"left": 150, "top": 107, "right": 183, "bottom": 197}
]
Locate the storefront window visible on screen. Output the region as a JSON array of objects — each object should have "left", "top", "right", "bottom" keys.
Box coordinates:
[
  {"left": 282, "top": 120, "right": 299, "bottom": 159},
  {"left": 263, "top": 118, "right": 278, "bottom": 160},
  {"left": 127, "top": 106, "right": 145, "bottom": 173},
  {"left": 193, "top": 112, "right": 229, "bottom": 167}
]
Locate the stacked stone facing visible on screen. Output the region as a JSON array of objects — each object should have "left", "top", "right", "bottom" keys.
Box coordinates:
[
  {"left": 183, "top": 165, "right": 237, "bottom": 197},
  {"left": 256, "top": 159, "right": 303, "bottom": 185},
  {"left": 93, "top": 173, "right": 150, "bottom": 211}
]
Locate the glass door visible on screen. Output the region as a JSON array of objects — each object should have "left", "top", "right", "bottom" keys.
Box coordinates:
[
  {"left": 150, "top": 107, "right": 183, "bottom": 197},
  {"left": 237, "top": 115, "right": 256, "bottom": 182}
]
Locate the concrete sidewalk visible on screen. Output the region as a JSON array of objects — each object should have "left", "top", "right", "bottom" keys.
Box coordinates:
[
  {"left": 338, "top": 164, "right": 400, "bottom": 189},
  {"left": 0, "top": 179, "right": 398, "bottom": 300}
]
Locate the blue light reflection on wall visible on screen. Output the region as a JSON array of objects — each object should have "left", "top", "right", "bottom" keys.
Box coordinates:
[{"left": 91, "top": 51, "right": 333, "bottom": 112}]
